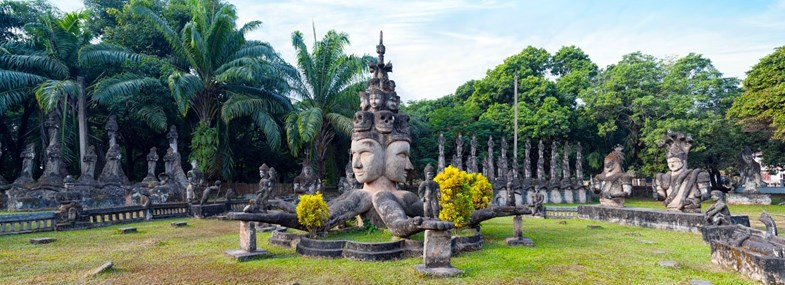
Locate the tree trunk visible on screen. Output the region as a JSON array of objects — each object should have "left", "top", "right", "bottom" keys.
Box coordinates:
[{"left": 77, "top": 77, "right": 87, "bottom": 172}]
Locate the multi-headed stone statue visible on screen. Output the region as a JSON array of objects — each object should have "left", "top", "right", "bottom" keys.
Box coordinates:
[
  {"left": 418, "top": 164, "right": 441, "bottom": 219},
  {"left": 738, "top": 146, "right": 765, "bottom": 193},
  {"left": 574, "top": 143, "right": 587, "bottom": 203},
  {"left": 654, "top": 131, "right": 710, "bottom": 213},
  {"left": 437, "top": 133, "right": 446, "bottom": 173},
  {"left": 590, "top": 145, "right": 632, "bottom": 207}
]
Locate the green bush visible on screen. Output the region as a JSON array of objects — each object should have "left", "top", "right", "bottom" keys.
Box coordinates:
[
  {"left": 433, "top": 166, "right": 474, "bottom": 228},
  {"left": 296, "top": 192, "right": 330, "bottom": 237}
]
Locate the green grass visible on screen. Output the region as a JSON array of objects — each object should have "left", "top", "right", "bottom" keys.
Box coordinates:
[{"left": 0, "top": 210, "right": 768, "bottom": 285}]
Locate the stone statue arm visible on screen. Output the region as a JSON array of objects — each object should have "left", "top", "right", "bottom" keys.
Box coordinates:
[
  {"left": 653, "top": 173, "right": 667, "bottom": 201},
  {"left": 589, "top": 176, "right": 602, "bottom": 194},
  {"left": 323, "top": 190, "right": 372, "bottom": 229},
  {"left": 467, "top": 206, "right": 532, "bottom": 228},
  {"left": 227, "top": 212, "right": 308, "bottom": 232},
  {"left": 696, "top": 170, "right": 711, "bottom": 201},
  {"left": 612, "top": 175, "right": 633, "bottom": 198},
  {"left": 418, "top": 182, "right": 426, "bottom": 200}
]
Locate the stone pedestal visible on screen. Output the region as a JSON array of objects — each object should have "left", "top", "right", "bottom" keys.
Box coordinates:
[
  {"left": 537, "top": 189, "right": 549, "bottom": 204},
  {"left": 414, "top": 229, "right": 462, "bottom": 277},
  {"left": 562, "top": 190, "right": 574, "bottom": 204},
  {"left": 505, "top": 215, "right": 535, "bottom": 246},
  {"left": 225, "top": 221, "right": 270, "bottom": 261},
  {"left": 726, "top": 193, "right": 771, "bottom": 205},
  {"left": 576, "top": 189, "right": 587, "bottom": 204}
]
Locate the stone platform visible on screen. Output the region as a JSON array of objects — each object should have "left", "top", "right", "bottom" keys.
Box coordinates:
[
  {"left": 290, "top": 232, "right": 484, "bottom": 261},
  {"left": 577, "top": 205, "right": 749, "bottom": 233},
  {"left": 703, "top": 224, "right": 785, "bottom": 284}
]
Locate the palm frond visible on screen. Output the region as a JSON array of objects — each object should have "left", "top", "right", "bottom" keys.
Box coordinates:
[
  {"left": 78, "top": 44, "right": 148, "bottom": 67},
  {"left": 168, "top": 71, "right": 203, "bottom": 116},
  {"left": 0, "top": 69, "right": 47, "bottom": 90},
  {"left": 0, "top": 54, "right": 69, "bottom": 79},
  {"left": 0, "top": 88, "right": 34, "bottom": 114},
  {"left": 134, "top": 105, "right": 168, "bottom": 132},
  {"left": 92, "top": 74, "right": 162, "bottom": 105},
  {"left": 325, "top": 112, "right": 353, "bottom": 136},
  {"left": 34, "top": 79, "right": 78, "bottom": 112},
  {"left": 296, "top": 106, "right": 323, "bottom": 143},
  {"left": 251, "top": 111, "right": 282, "bottom": 150}
]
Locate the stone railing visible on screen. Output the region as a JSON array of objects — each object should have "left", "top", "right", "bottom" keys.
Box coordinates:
[
  {"left": 544, "top": 206, "right": 578, "bottom": 219},
  {"left": 150, "top": 203, "right": 189, "bottom": 219},
  {"left": 0, "top": 212, "right": 56, "bottom": 235},
  {"left": 84, "top": 206, "right": 146, "bottom": 227}
]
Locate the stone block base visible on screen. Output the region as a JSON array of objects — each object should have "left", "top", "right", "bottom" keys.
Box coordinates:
[
  {"left": 170, "top": 222, "right": 187, "bottom": 227},
  {"left": 224, "top": 249, "right": 271, "bottom": 262},
  {"left": 190, "top": 203, "right": 229, "bottom": 218},
  {"left": 505, "top": 237, "right": 535, "bottom": 246},
  {"left": 117, "top": 227, "right": 137, "bottom": 234},
  {"left": 30, "top": 237, "right": 55, "bottom": 244},
  {"left": 578, "top": 205, "right": 749, "bottom": 233},
  {"left": 414, "top": 264, "right": 462, "bottom": 277},
  {"left": 726, "top": 193, "right": 771, "bottom": 205}
]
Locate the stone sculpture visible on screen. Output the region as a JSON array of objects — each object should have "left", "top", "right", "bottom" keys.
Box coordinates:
[
  {"left": 505, "top": 170, "right": 515, "bottom": 207},
  {"left": 39, "top": 112, "right": 64, "bottom": 186},
  {"left": 548, "top": 141, "right": 562, "bottom": 203},
  {"left": 418, "top": 164, "right": 441, "bottom": 219},
  {"left": 487, "top": 136, "right": 495, "bottom": 181},
  {"left": 13, "top": 143, "right": 36, "bottom": 186},
  {"left": 142, "top": 147, "right": 159, "bottom": 184},
  {"left": 255, "top": 164, "right": 272, "bottom": 213},
  {"left": 574, "top": 143, "right": 587, "bottom": 203},
  {"left": 522, "top": 139, "right": 534, "bottom": 203},
  {"left": 738, "top": 146, "right": 765, "bottom": 192},
  {"left": 529, "top": 193, "right": 545, "bottom": 217},
  {"left": 229, "top": 32, "right": 530, "bottom": 238},
  {"left": 186, "top": 160, "right": 204, "bottom": 202},
  {"left": 467, "top": 135, "right": 478, "bottom": 173},
  {"left": 105, "top": 115, "right": 118, "bottom": 147},
  {"left": 338, "top": 161, "right": 360, "bottom": 194},
  {"left": 590, "top": 146, "right": 633, "bottom": 207},
  {"left": 452, "top": 133, "right": 463, "bottom": 171},
  {"left": 536, "top": 140, "right": 548, "bottom": 203},
  {"left": 99, "top": 144, "right": 126, "bottom": 185},
  {"left": 499, "top": 137, "right": 508, "bottom": 177},
  {"left": 164, "top": 125, "right": 188, "bottom": 192},
  {"left": 77, "top": 145, "right": 97, "bottom": 185},
  {"left": 293, "top": 161, "right": 320, "bottom": 194},
  {"left": 654, "top": 131, "right": 710, "bottom": 212},
  {"left": 151, "top": 173, "right": 172, "bottom": 204},
  {"left": 437, "top": 133, "right": 445, "bottom": 173},
  {"left": 166, "top": 125, "right": 178, "bottom": 152},
  {"left": 201, "top": 180, "right": 220, "bottom": 206},
  {"left": 704, "top": 190, "right": 731, "bottom": 226}
]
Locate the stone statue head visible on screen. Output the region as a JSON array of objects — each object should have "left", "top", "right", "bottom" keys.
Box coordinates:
[
  {"left": 386, "top": 94, "right": 400, "bottom": 111},
  {"left": 157, "top": 173, "right": 169, "bottom": 183},
  {"left": 424, "top": 163, "right": 435, "bottom": 180},
  {"left": 369, "top": 91, "right": 383, "bottom": 111},
  {"left": 191, "top": 159, "right": 198, "bottom": 169},
  {"left": 667, "top": 157, "right": 684, "bottom": 173},
  {"left": 385, "top": 141, "right": 414, "bottom": 183},
  {"left": 214, "top": 180, "right": 221, "bottom": 187},
  {"left": 741, "top": 146, "right": 754, "bottom": 164},
  {"left": 660, "top": 130, "right": 692, "bottom": 168},
  {"left": 351, "top": 139, "right": 385, "bottom": 183},
  {"left": 259, "top": 164, "right": 270, "bottom": 179},
  {"left": 710, "top": 190, "right": 724, "bottom": 201},
  {"left": 603, "top": 145, "right": 625, "bottom": 175},
  {"left": 344, "top": 161, "right": 354, "bottom": 177}
]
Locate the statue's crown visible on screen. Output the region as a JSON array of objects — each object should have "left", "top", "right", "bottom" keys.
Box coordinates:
[
  {"left": 352, "top": 31, "right": 410, "bottom": 146},
  {"left": 659, "top": 130, "right": 692, "bottom": 160}
]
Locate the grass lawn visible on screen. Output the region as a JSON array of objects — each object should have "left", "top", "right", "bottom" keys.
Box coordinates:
[{"left": 1, "top": 204, "right": 773, "bottom": 285}]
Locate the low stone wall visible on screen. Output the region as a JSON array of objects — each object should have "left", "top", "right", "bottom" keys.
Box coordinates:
[
  {"left": 577, "top": 205, "right": 749, "bottom": 233},
  {"left": 726, "top": 193, "right": 772, "bottom": 205},
  {"left": 711, "top": 239, "right": 785, "bottom": 284},
  {"left": 0, "top": 212, "right": 56, "bottom": 235},
  {"left": 544, "top": 206, "right": 578, "bottom": 219}
]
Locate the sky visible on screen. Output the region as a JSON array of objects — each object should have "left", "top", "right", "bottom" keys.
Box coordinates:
[{"left": 52, "top": 0, "right": 785, "bottom": 102}]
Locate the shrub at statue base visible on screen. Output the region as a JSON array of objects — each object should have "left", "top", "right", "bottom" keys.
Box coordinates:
[
  {"left": 467, "top": 172, "right": 492, "bottom": 209},
  {"left": 296, "top": 192, "right": 329, "bottom": 237},
  {"left": 434, "top": 166, "right": 474, "bottom": 228}
]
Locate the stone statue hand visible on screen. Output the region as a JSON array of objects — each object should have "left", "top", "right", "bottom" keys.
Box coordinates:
[{"left": 420, "top": 219, "right": 455, "bottom": 231}]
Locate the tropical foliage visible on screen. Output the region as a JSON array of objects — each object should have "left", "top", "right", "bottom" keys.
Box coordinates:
[
  {"left": 285, "top": 29, "right": 371, "bottom": 175},
  {"left": 296, "top": 191, "right": 329, "bottom": 236},
  {"left": 466, "top": 172, "right": 493, "bottom": 209}
]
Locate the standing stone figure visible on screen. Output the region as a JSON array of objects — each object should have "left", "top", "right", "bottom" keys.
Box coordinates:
[
  {"left": 704, "top": 190, "right": 731, "bottom": 226},
  {"left": 499, "top": 137, "right": 508, "bottom": 178},
  {"left": 590, "top": 145, "right": 633, "bottom": 207},
  {"left": 418, "top": 164, "right": 441, "bottom": 219},
  {"left": 536, "top": 140, "right": 548, "bottom": 203},
  {"left": 39, "top": 112, "right": 64, "bottom": 186},
  {"left": 143, "top": 147, "right": 159, "bottom": 184},
  {"left": 269, "top": 167, "right": 278, "bottom": 193},
  {"left": 77, "top": 145, "right": 98, "bottom": 184},
  {"left": 506, "top": 170, "right": 515, "bottom": 207},
  {"left": 468, "top": 135, "right": 478, "bottom": 173},
  {"left": 654, "top": 131, "right": 710, "bottom": 213},
  {"left": 452, "top": 133, "right": 463, "bottom": 171},
  {"left": 738, "top": 146, "right": 765, "bottom": 192},
  {"left": 575, "top": 143, "right": 587, "bottom": 203},
  {"left": 487, "top": 136, "right": 495, "bottom": 181},
  {"left": 255, "top": 164, "right": 272, "bottom": 213},
  {"left": 152, "top": 173, "right": 172, "bottom": 204},
  {"left": 561, "top": 142, "right": 574, "bottom": 203},
  {"left": 99, "top": 144, "right": 125, "bottom": 185},
  {"left": 14, "top": 143, "right": 36, "bottom": 185},
  {"left": 105, "top": 115, "right": 118, "bottom": 147},
  {"left": 166, "top": 125, "right": 178, "bottom": 152},
  {"left": 437, "top": 133, "right": 446, "bottom": 173},
  {"left": 523, "top": 139, "right": 535, "bottom": 203},
  {"left": 548, "top": 141, "right": 562, "bottom": 203},
  {"left": 186, "top": 160, "right": 204, "bottom": 202}
]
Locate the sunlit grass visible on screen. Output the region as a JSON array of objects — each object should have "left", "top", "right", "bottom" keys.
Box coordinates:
[{"left": 0, "top": 211, "right": 767, "bottom": 284}]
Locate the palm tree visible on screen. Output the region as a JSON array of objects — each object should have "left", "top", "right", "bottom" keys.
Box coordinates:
[
  {"left": 0, "top": 10, "right": 161, "bottom": 172},
  {"left": 285, "top": 30, "right": 372, "bottom": 176},
  {"left": 134, "top": 0, "right": 297, "bottom": 178}
]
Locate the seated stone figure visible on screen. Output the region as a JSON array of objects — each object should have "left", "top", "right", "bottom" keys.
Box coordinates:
[
  {"left": 590, "top": 146, "right": 632, "bottom": 207},
  {"left": 739, "top": 146, "right": 765, "bottom": 192},
  {"left": 704, "top": 190, "right": 731, "bottom": 226},
  {"left": 338, "top": 162, "right": 360, "bottom": 194},
  {"left": 654, "top": 131, "right": 710, "bottom": 213},
  {"left": 201, "top": 180, "right": 220, "bottom": 206},
  {"left": 293, "top": 162, "right": 320, "bottom": 194}
]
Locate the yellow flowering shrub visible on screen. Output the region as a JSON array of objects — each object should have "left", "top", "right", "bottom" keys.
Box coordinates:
[
  {"left": 433, "top": 166, "right": 474, "bottom": 228},
  {"left": 466, "top": 173, "right": 492, "bottom": 209},
  {"left": 296, "top": 192, "right": 330, "bottom": 234}
]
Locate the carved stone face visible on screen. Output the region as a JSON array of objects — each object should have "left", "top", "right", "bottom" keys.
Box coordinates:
[
  {"left": 425, "top": 171, "right": 434, "bottom": 181},
  {"left": 603, "top": 159, "right": 620, "bottom": 174},
  {"left": 386, "top": 95, "right": 399, "bottom": 111},
  {"left": 369, "top": 92, "right": 383, "bottom": 110},
  {"left": 351, "top": 139, "right": 385, "bottom": 183},
  {"left": 384, "top": 141, "right": 414, "bottom": 183},
  {"left": 667, "top": 157, "right": 684, "bottom": 172},
  {"left": 375, "top": 111, "right": 394, "bottom": 133}
]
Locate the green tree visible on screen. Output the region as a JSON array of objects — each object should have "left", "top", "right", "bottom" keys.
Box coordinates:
[
  {"left": 284, "top": 30, "right": 371, "bottom": 176},
  {"left": 134, "top": 0, "right": 297, "bottom": 178},
  {"left": 0, "top": 0, "right": 58, "bottom": 42},
  {"left": 728, "top": 46, "right": 785, "bottom": 141}
]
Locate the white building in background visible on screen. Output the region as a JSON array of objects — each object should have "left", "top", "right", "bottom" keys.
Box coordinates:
[{"left": 755, "top": 152, "right": 785, "bottom": 187}]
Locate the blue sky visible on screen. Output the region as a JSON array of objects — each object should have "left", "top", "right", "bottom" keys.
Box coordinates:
[{"left": 53, "top": 0, "right": 785, "bottom": 102}]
